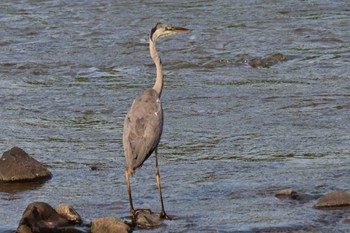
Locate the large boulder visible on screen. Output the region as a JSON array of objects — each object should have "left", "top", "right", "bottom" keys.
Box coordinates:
[
  {"left": 17, "top": 202, "right": 82, "bottom": 233},
  {"left": 0, "top": 147, "right": 52, "bottom": 182},
  {"left": 91, "top": 216, "right": 131, "bottom": 233}
]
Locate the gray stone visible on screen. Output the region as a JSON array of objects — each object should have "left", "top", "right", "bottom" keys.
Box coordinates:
[
  {"left": 0, "top": 147, "right": 52, "bottom": 182},
  {"left": 314, "top": 191, "right": 350, "bottom": 208},
  {"left": 91, "top": 216, "right": 131, "bottom": 233}
]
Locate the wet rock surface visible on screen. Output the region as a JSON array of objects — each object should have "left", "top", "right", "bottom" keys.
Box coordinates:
[
  {"left": 0, "top": 147, "right": 52, "bottom": 182},
  {"left": 90, "top": 216, "right": 131, "bottom": 233},
  {"left": 17, "top": 202, "right": 83, "bottom": 233},
  {"left": 248, "top": 52, "right": 287, "bottom": 68},
  {"left": 134, "top": 209, "right": 163, "bottom": 229},
  {"left": 314, "top": 191, "right": 350, "bottom": 208},
  {"left": 235, "top": 52, "right": 288, "bottom": 68}
]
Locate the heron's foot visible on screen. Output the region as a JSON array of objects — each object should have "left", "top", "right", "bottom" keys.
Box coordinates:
[
  {"left": 160, "top": 211, "right": 172, "bottom": 220},
  {"left": 130, "top": 209, "right": 136, "bottom": 223}
]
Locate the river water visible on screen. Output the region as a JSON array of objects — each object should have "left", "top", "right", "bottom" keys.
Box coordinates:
[{"left": 1, "top": 0, "right": 350, "bottom": 232}]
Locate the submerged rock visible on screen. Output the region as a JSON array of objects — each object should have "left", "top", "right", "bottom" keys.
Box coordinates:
[
  {"left": 0, "top": 147, "right": 52, "bottom": 182},
  {"left": 17, "top": 202, "right": 82, "bottom": 233},
  {"left": 235, "top": 54, "right": 254, "bottom": 64},
  {"left": 314, "top": 191, "right": 350, "bottom": 208},
  {"left": 91, "top": 216, "right": 131, "bottom": 233},
  {"left": 248, "top": 52, "right": 287, "bottom": 68}
]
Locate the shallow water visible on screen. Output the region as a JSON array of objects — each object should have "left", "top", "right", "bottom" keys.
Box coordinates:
[{"left": 1, "top": 0, "right": 350, "bottom": 232}]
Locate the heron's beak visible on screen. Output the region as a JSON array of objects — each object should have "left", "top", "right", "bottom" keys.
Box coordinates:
[{"left": 170, "top": 27, "right": 189, "bottom": 33}]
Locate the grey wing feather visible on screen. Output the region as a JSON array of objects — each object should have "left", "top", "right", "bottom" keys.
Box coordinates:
[{"left": 123, "top": 89, "right": 163, "bottom": 171}]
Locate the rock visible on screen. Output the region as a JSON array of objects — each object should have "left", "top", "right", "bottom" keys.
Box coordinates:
[
  {"left": 17, "top": 202, "right": 82, "bottom": 233},
  {"left": 248, "top": 52, "right": 287, "bottom": 68},
  {"left": 134, "top": 209, "right": 163, "bottom": 228},
  {"left": 314, "top": 191, "right": 350, "bottom": 208},
  {"left": 0, "top": 147, "right": 52, "bottom": 182},
  {"left": 56, "top": 203, "right": 82, "bottom": 224},
  {"left": 275, "top": 188, "right": 296, "bottom": 197},
  {"left": 270, "top": 52, "right": 287, "bottom": 62},
  {"left": 91, "top": 216, "right": 131, "bottom": 233},
  {"left": 248, "top": 57, "right": 265, "bottom": 68},
  {"left": 344, "top": 216, "right": 350, "bottom": 223}
]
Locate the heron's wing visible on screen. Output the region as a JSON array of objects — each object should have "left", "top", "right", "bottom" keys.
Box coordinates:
[{"left": 123, "top": 89, "right": 163, "bottom": 170}]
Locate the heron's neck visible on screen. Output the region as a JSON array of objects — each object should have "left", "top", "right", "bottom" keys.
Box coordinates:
[{"left": 150, "top": 38, "right": 163, "bottom": 97}]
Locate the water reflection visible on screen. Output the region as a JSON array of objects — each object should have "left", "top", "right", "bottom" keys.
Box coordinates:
[{"left": 0, "top": 181, "right": 46, "bottom": 194}]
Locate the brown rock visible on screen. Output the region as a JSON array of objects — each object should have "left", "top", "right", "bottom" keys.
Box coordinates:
[
  {"left": 17, "top": 202, "right": 82, "bottom": 233},
  {"left": 91, "top": 216, "right": 131, "bottom": 233},
  {"left": 0, "top": 147, "right": 52, "bottom": 182},
  {"left": 134, "top": 209, "right": 163, "bottom": 228},
  {"left": 314, "top": 191, "right": 350, "bottom": 208}
]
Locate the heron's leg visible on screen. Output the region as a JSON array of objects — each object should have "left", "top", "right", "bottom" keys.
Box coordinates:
[
  {"left": 125, "top": 168, "right": 135, "bottom": 216},
  {"left": 155, "top": 148, "right": 171, "bottom": 220}
]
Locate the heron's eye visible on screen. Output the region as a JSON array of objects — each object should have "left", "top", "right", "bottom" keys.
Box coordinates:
[{"left": 165, "top": 27, "right": 171, "bottom": 30}]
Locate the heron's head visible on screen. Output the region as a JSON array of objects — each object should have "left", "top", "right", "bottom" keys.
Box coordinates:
[{"left": 150, "top": 23, "right": 189, "bottom": 42}]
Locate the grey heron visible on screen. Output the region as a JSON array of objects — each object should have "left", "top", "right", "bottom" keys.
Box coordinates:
[{"left": 123, "top": 23, "right": 188, "bottom": 220}]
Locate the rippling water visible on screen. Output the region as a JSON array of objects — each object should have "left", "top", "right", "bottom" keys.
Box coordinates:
[{"left": 1, "top": 0, "right": 350, "bottom": 232}]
